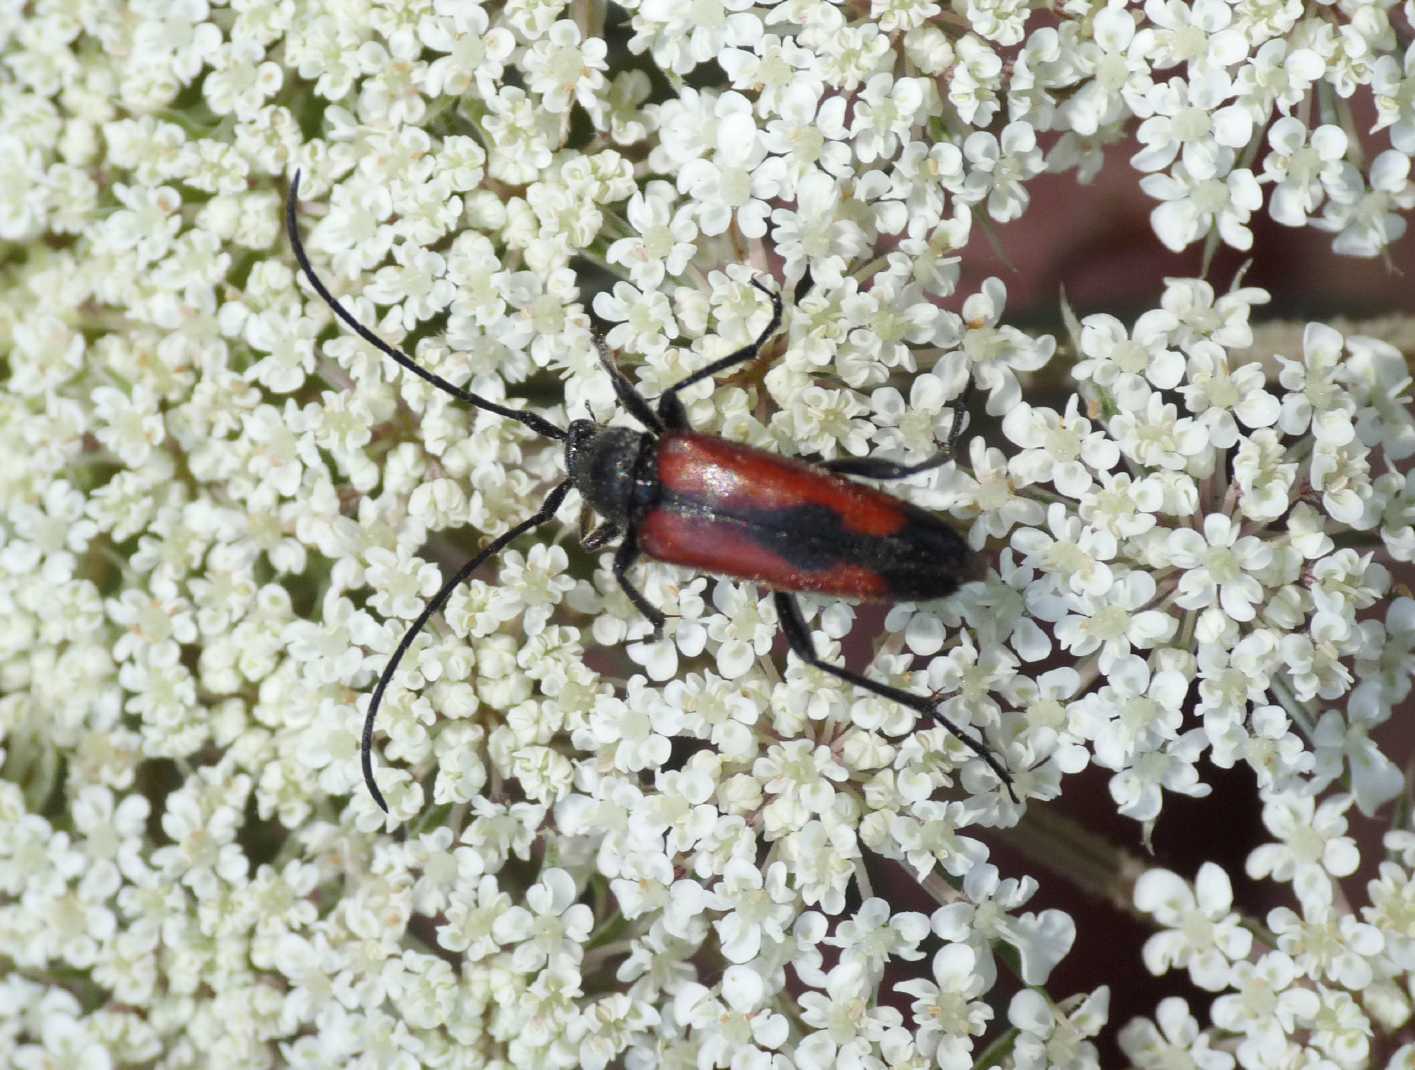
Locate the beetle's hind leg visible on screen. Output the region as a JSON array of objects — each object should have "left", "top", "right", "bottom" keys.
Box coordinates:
[
  {"left": 821, "top": 380, "right": 976, "bottom": 481},
  {"left": 820, "top": 450, "right": 954, "bottom": 481},
  {"left": 614, "top": 531, "right": 666, "bottom": 638},
  {"left": 772, "top": 591, "right": 1018, "bottom": 803}
]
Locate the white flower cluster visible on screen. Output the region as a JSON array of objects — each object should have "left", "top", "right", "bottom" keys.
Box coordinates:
[
  {"left": 1127, "top": 815, "right": 1415, "bottom": 1069},
  {"left": 1000, "top": 294, "right": 1415, "bottom": 829},
  {"left": 0, "top": 0, "right": 1412, "bottom": 1067}
]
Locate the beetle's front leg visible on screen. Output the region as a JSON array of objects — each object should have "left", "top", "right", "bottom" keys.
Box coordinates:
[
  {"left": 594, "top": 335, "right": 664, "bottom": 433},
  {"left": 772, "top": 591, "right": 1017, "bottom": 802}
]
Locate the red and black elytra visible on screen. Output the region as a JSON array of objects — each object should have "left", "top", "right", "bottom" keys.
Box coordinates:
[
  {"left": 639, "top": 432, "right": 986, "bottom": 602},
  {"left": 286, "top": 170, "right": 1018, "bottom": 812}
]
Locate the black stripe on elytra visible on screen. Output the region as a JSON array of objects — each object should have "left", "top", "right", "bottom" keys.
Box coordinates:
[{"left": 652, "top": 490, "right": 975, "bottom": 601}]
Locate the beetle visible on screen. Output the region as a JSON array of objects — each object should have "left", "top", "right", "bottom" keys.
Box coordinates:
[{"left": 285, "top": 171, "right": 1017, "bottom": 811}]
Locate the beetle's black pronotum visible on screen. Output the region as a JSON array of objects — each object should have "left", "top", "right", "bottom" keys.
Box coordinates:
[{"left": 286, "top": 171, "right": 1018, "bottom": 811}]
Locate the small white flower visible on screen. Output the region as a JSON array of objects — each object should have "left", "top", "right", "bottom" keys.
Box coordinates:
[
  {"left": 888, "top": 799, "right": 989, "bottom": 879},
  {"left": 1210, "top": 951, "right": 1319, "bottom": 1053},
  {"left": 1132, "top": 0, "right": 1249, "bottom": 73},
  {"left": 895, "top": 943, "right": 993, "bottom": 1070},
  {"left": 1312, "top": 704, "right": 1404, "bottom": 817},
  {"left": 1011, "top": 987, "right": 1110, "bottom": 1070},
  {"left": 753, "top": 739, "right": 848, "bottom": 836},
  {"left": 706, "top": 583, "right": 778, "bottom": 679},
  {"left": 676, "top": 93, "right": 777, "bottom": 238},
  {"left": 364, "top": 547, "right": 443, "bottom": 621},
  {"left": 1054, "top": 569, "right": 1177, "bottom": 670},
  {"left": 1134, "top": 863, "right": 1253, "bottom": 991},
  {"left": 957, "top": 121, "right": 1045, "bottom": 222},
  {"left": 1246, "top": 792, "right": 1361, "bottom": 897},
  {"left": 491, "top": 543, "right": 577, "bottom": 636},
  {"left": 931, "top": 862, "right": 1076, "bottom": 984},
  {"left": 1315, "top": 149, "right": 1415, "bottom": 258},
  {"left": 708, "top": 859, "right": 797, "bottom": 963},
  {"left": 676, "top": 965, "right": 788, "bottom": 1065},
  {"left": 524, "top": 21, "right": 609, "bottom": 117},
  {"left": 1003, "top": 396, "right": 1120, "bottom": 498},
  {"left": 1075, "top": 310, "right": 1184, "bottom": 410},
  {"left": 203, "top": 38, "right": 283, "bottom": 120},
  {"left": 1262, "top": 117, "right": 1349, "bottom": 226},
  {"left": 605, "top": 181, "right": 699, "bottom": 288},
  {"left": 1267, "top": 879, "right": 1385, "bottom": 990},
  {"left": 593, "top": 280, "right": 678, "bottom": 356},
  {"left": 1168, "top": 513, "right": 1274, "bottom": 624},
  {"left": 1180, "top": 343, "right": 1280, "bottom": 447},
  {"left": 583, "top": 677, "right": 683, "bottom": 773},
  {"left": 948, "top": 35, "right": 1004, "bottom": 126},
  {"left": 1132, "top": 70, "right": 1251, "bottom": 180},
  {"left": 1371, "top": 44, "right": 1415, "bottom": 150},
  {"left": 826, "top": 898, "right": 929, "bottom": 982},
  {"left": 1009, "top": 502, "right": 1116, "bottom": 599},
  {"left": 1107, "top": 391, "right": 1211, "bottom": 471},
  {"left": 1141, "top": 160, "right": 1263, "bottom": 252},
  {"left": 491, "top": 867, "right": 594, "bottom": 971},
  {"left": 1117, "top": 996, "right": 1234, "bottom": 1070},
  {"left": 796, "top": 960, "right": 902, "bottom": 1066},
  {"left": 851, "top": 73, "right": 926, "bottom": 163},
  {"left": 1232, "top": 429, "right": 1298, "bottom": 522},
  {"left": 632, "top": 0, "right": 763, "bottom": 77},
  {"left": 362, "top": 242, "right": 456, "bottom": 330},
  {"left": 770, "top": 170, "right": 869, "bottom": 279},
  {"left": 437, "top": 875, "right": 512, "bottom": 960}
]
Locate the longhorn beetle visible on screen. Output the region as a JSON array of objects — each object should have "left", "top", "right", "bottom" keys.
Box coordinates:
[{"left": 285, "top": 171, "right": 1018, "bottom": 811}]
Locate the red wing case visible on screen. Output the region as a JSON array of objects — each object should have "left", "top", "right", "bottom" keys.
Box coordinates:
[{"left": 637, "top": 433, "right": 980, "bottom": 601}]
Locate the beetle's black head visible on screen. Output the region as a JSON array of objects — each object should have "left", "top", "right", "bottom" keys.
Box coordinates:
[{"left": 564, "top": 420, "right": 650, "bottom": 528}]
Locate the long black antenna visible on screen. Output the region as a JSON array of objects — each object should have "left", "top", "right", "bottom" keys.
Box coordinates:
[
  {"left": 361, "top": 481, "right": 571, "bottom": 811},
  {"left": 285, "top": 170, "right": 567, "bottom": 442},
  {"left": 286, "top": 171, "right": 574, "bottom": 811}
]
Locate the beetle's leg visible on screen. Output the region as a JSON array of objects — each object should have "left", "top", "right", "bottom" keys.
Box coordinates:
[
  {"left": 363, "top": 480, "right": 573, "bottom": 813},
  {"left": 594, "top": 335, "right": 664, "bottom": 434},
  {"left": 822, "top": 381, "right": 975, "bottom": 480},
  {"left": 657, "top": 278, "right": 783, "bottom": 429},
  {"left": 820, "top": 450, "right": 954, "bottom": 481},
  {"left": 794, "top": 266, "right": 814, "bottom": 305},
  {"left": 582, "top": 522, "right": 621, "bottom": 553},
  {"left": 772, "top": 591, "right": 1018, "bottom": 803},
  {"left": 941, "top": 378, "right": 975, "bottom": 456},
  {"left": 614, "top": 530, "right": 666, "bottom": 637}
]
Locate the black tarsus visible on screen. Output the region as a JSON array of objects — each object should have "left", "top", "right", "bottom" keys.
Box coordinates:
[
  {"left": 286, "top": 171, "right": 567, "bottom": 443},
  {"left": 943, "top": 378, "right": 974, "bottom": 456},
  {"left": 772, "top": 591, "right": 1019, "bottom": 804}
]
